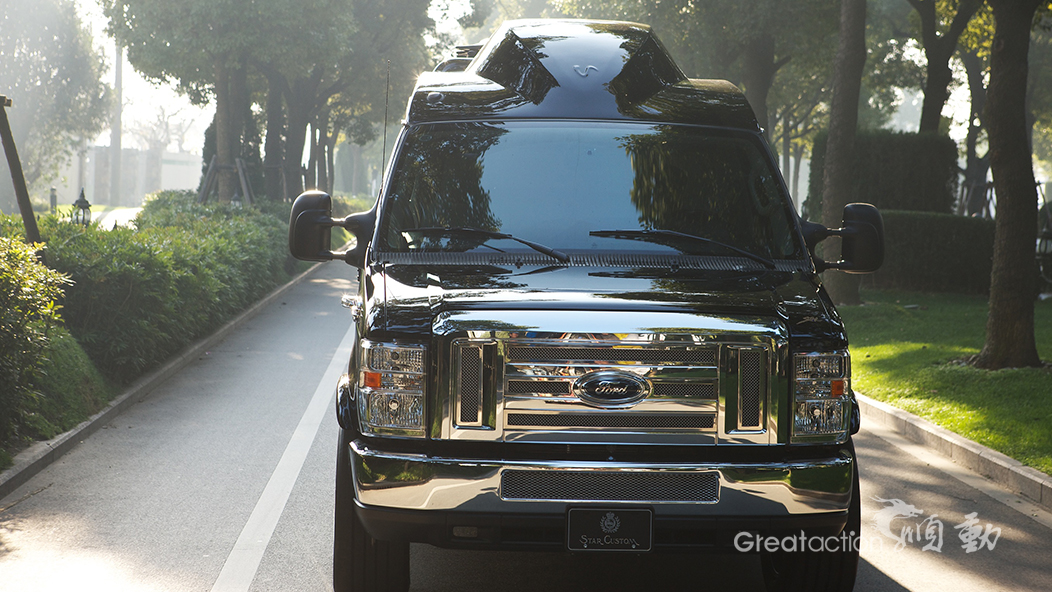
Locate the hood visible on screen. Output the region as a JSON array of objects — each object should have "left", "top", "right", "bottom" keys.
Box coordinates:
[{"left": 372, "top": 264, "right": 845, "bottom": 346}]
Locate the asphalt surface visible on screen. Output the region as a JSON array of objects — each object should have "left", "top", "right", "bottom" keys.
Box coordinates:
[
  {"left": 1, "top": 262, "right": 1050, "bottom": 591},
  {"left": 92, "top": 207, "right": 143, "bottom": 229}
]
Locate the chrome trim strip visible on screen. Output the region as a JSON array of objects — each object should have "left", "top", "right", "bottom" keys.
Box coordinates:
[
  {"left": 737, "top": 347, "right": 765, "bottom": 430},
  {"left": 456, "top": 343, "right": 483, "bottom": 426},
  {"left": 501, "top": 469, "right": 720, "bottom": 503},
  {"left": 350, "top": 440, "right": 853, "bottom": 515}
]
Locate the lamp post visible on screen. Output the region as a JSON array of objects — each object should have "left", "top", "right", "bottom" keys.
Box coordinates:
[{"left": 72, "top": 189, "right": 92, "bottom": 226}]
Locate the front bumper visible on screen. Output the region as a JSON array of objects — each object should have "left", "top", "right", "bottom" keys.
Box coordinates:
[{"left": 350, "top": 439, "right": 855, "bottom": 550}]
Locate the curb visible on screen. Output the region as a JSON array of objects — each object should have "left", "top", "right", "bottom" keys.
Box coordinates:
[
  {"left": 857, "top": 393, "right": 1052, "bottom": 514},
  {"left": 0, "top": 262, "right": 324, "bottom": 502}
]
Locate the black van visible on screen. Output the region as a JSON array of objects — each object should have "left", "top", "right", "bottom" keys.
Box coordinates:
[{"left": 289, "top": 19, "right": 883, "bottom": 592}]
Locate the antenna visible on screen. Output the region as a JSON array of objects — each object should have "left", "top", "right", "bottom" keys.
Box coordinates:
[{"left": 380, "top": 60, "right": 390, "bottom": 196}]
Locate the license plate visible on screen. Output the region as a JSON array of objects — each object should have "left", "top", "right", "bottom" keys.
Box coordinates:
[{"left": 567, "top": 508, "right": 652, "bottom": 552}]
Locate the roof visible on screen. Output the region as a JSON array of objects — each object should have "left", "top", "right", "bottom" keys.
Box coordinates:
[{"left": 406, "top": 19, "right": 760, "bottom": 131}]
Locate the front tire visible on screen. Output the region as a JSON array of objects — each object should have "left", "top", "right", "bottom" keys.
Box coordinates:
[
  {"left": 761, "top": 464, "right": 861, "bottom": 592},
  {"left": 334, "top": 429, "right": 410, "bottom": 592}
]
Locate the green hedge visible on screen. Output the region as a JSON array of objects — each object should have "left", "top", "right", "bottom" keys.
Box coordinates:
[
  {"left": 864, "top": 210, "right": 995, "bottom": 294},
  {"left": 1, "top": 191, "right": 298, "bottom": 381},
  {"left": 0, "top": 238, "right": 69, "bottom": 443},
  {"left": 805, "top": 130, "right": 959, "bottom": 219}
]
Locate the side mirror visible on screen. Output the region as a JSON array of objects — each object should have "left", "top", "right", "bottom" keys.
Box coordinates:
[
  {"left": 288, "top": 190, "right": 377, "bottom": 268},
  {"left": 289, "top": 191, "right": 333, "bottom": 262},
  {"left": 839, "top": 203, "right": 884, "bottom": 273},
  {"left": 802, "top": 203, "right": 884, "bottom": 274}
]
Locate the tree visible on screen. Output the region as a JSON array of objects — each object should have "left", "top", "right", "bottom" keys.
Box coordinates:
[
  {"left": 820, "top": 0, "right": 868, "bottom": 305},
  {"left": 953, "top": 3, "right": 995, "bottom": 215},
  {"left": 973, "top": 0, "right": 1051, "bottom": 369},
  {"left": 103, "top": 0, "right": 265, "bottom": 202},
  {"left": 0, "top": 0, "right": 110, "bottom": 213},
  {"left": 256, "top": 0, "right": 432, "bottom": 200},
  {"left": 906, "top": 0, "right": 985, "bottom": 133},
  {"left": 1026, "top": 19, "right": 1052, "bottom": 152}
]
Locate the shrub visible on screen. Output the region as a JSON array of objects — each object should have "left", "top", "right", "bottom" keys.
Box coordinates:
[
  {"left": 332, "top": 193, "right": 377, "bottom": 217},
  {"left": 2, "top": 191, "right": 298, "bottom": 382},
  {"left": 0, "top": 238, "right": 70, "bottom": 444},
  {"left": 23, "top": 325, "right": 112, "bottom": 441},
  {"left": 864, "top": 210, "right": 995, "bottom": 294},
  {"left": 805, "top": 130, "right": 959, "bottom": 219}
]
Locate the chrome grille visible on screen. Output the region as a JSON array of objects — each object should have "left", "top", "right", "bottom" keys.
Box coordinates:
[
  {"left": 501, "top": 470, "right": 720, "bottom": 502},
  {"left": 506, "top": 413, "right": 715, "bottom": 429},
  {"left": 446, "top": 332, "right": 778, "bottom": 445}
]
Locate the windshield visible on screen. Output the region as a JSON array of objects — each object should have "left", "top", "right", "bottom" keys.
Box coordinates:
[{"left": 377, "top": 121, "right": 803, "bottom": 261}]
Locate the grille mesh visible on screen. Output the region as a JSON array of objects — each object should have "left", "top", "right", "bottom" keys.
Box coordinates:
[
  {"left": 458, "top": 346, "right": 482, "bottom": 424},
  {"left": 506, "top": 380, "right": 570, "bottom": 395},
  {"left": 507, "top": 346, "right": 715, "bottom": 365},
  {"left": 651, "top": 382, "right": 716, "bottom": 399},
  {"left": 739, "top": 349, "right": 763, "bottom": 428},
  {"left": 501, "top": 470, "right": 719, "bottom": 502},
  {"left": 506, "top": 413, "right": 714, "bottom": 429}
]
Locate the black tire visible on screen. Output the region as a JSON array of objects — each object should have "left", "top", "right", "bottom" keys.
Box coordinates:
[
  {"left": 334, "top": 429, "right": 410, "bottom": 592},
  {"left": 761, "top": 465, "right": 861, "bottom": 592}
]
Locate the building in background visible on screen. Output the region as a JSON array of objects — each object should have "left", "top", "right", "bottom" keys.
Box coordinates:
[{"left": 56, "top": 146, "right": 201, "bottom": 207}]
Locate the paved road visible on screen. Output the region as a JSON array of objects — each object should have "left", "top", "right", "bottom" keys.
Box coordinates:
[
  {"left": 2, "top": 262, "right": 1050, "bottom": 591},
  {"left": 93, "top": 207, "right": 143, "bottom": 229}
]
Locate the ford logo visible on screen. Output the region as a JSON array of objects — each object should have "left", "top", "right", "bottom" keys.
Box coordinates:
[{"left": 572, "top": 371, "right": 651, "bottom": 408}]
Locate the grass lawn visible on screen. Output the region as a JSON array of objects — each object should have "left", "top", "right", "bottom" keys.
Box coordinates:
[{"left": 839, "top": 289, "right": 1052, "bottom": 476}]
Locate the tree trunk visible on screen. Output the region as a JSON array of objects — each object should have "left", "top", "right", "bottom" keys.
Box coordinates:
[
  {"left": 214, "top": 59, "right": 238, "bottom": 202},
  {"left": 961, "top": 49, "right": 990, "bottom": 216},
  {"left": 792, "top": 143, "right": 804, "bottom": 209},
  {"left": 263, "top": 74, "right": 285, "bottom": 201},
  {"left": 740, "top": 33, "right": 780, "bottom": 140},
  {"left": 820, "top": 0, "right": 867, "bottom": 305},
  {"left": 350, "top": 142, "right": 361, "bottom": 196},
  {"left": 305, "top": 123, "right": 319, "bottom": 191},
  {"left": 315, "top": 109, "right": 330, "bottom": 193},
  {"left": 918, "top": 52, "right": 955, "bottom": 133},
  {"left": 781, "top": 112, "right": 792, "bottom": 181},
  {"left": 284, "top": 92, "right": 311, "bottom": 200},
  {"left": 326, "top": 131, "right": 339, "bottom": 195},
  {"left": 908, "top": 0, "right": 984, "bottom": 134},
  {"left": 973, "top": 0, "right": 1043, "bottom": 370}
]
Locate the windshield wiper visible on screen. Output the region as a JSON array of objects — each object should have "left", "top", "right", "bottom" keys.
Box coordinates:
[
  {"left": 402, "top": 226, "right": 570, "bottom": 263},
  {"left": 589, "top": 229, "right": 776, "bottom": 269}
]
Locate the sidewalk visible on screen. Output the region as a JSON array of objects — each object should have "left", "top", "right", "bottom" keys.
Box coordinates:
[
  {"left": 857, "top": 393, "right": 1052, "bottom": 513},
  {"left": 0, "top": 261, "right": 322, "bottom": 502}
]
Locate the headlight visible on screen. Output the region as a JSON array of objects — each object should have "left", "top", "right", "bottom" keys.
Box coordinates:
[
  {"left": 358, "top": 341, "right": 426, "bottom": 437},
  {"left": 792, "top": 352, "right": 851, "bottom": 442}
]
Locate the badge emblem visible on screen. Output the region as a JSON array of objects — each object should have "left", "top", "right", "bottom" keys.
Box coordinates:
[
  {"left": 573, "top": 370, "right": 651, "bottom": 408},
  {"left": 600, "top": 512, "right": 621, "bottom": 534}
]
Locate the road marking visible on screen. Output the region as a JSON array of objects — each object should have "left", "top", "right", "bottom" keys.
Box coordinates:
[
  {"left": 863, "top": 421, "right": 1052, "bottom": 531},
  {"left": 210, "top": 325, "right": 355, "bottom": 592}
]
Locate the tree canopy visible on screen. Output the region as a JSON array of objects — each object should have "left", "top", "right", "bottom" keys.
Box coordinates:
[
  {"left": 104, "top": 0, "right": 433, "bottom": 201},
  {"left": 0, "top": 0, "right": 110, "bottom": 214}
]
